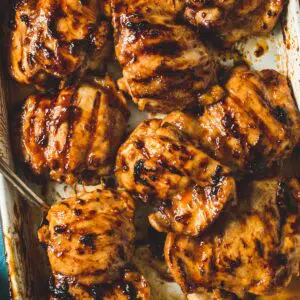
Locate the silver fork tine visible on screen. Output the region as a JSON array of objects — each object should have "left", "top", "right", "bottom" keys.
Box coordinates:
[{"left": 0, "top": 157, "right": 50, "bottom": 211}]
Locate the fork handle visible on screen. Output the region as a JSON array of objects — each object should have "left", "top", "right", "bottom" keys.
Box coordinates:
[{"left": 0, "top": 157, "right": 50, "bottom": 211}]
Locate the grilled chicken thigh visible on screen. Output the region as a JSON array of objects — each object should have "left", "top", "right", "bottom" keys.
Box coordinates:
[
  {"left": 165, "top": 66, "right": 300, "bottom": 172},
  {"left": 22, "top": 76, "right": 129, "bottom": 184},
  {"left": 116, "top": 66, "right": 299, "bottom": 236},
  {"left": 148, "top": 176, "right": 236, "bottom": 236},
  {"left": 165, "top": 178, "right": 300, "bottom": 296},
  {"left": 9, "top": 0, "right": 109, "bottom": 90},
  {"left": 111, "top": 0, "right": 215, "bottom": 113},
  {"left": 184, "top": 0, "right": 285, "bottom": 45},
  {"left": 116, "top": 119, "right": 236, "bottom": 236},
  {"left": 38, "top": 189, "right": 150, "bottom": 299}
]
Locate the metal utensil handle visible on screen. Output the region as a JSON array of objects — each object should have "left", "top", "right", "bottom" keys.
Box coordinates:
[{"left": 0, "top": 157, "right": 50, "bottom": 211}]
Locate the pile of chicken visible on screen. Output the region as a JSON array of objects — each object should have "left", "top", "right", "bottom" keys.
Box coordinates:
[
  {"left": 116, "top": 65, "right": 300, "bottom": 297},
  {"left": 8, "top": 0, "right": 300, "bottom": 299}
]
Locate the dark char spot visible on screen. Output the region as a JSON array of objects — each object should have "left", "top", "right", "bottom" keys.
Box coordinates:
[
  {"left": 272, "top": 106, "right": 288, "bottom": 124},
  {"left": 20, "top": 14, "right": 29, "bottom": 25},
  {"left": 54, "top": 225, "right": 67, "bottom": 234},
  {"left": 80, "top": 233, "right": 96, "bottom": 248},
  {"left": 134, "top": 159, "right": 154, "bottom": 188}
]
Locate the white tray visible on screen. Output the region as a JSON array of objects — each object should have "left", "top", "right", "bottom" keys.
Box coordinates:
[{"left": 0, "top": 1, "right": 299, "bottom": 299}]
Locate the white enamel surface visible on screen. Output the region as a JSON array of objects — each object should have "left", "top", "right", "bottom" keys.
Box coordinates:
[{"left": 0, "top": 1, "right": 299, "bottom": 299}]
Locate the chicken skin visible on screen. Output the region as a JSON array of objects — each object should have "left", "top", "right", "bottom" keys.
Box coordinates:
[
  {"left": 165, "top": 178, "right": 300, "bottom": 296},
  {"left": 21, "top": 76, "right": 129, "bottom": 184},
  {"left": 164, "top": 66, "right": 300, "bottom": 173},
  {"left": 38, "top": 189, "right": 150, "bottom": 300},
  {"left": 148, "top": 176, "right": 236, "bottom": 236},
  {"left": 184, "top": 0, "right": 285, "bottom": 45},
  {"left": 49, "top": 268, "right": 150, "bottom": 299},
  {"left": 111, "top": 0, "right": 215, "bottom": 113},
  {"left": 115, "top": 67, "right": 299, "bottom": 237},
  {"left": 116, "top": 119, "right": 236, "bottom": 236},
  {"left": 9, "top": 0, "right": 109, "bottom": 90}
]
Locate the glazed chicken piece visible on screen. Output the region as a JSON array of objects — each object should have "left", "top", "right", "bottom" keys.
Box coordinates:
[
  {"left": 148, "top": 176, "right": 236, "bottom": 236},
  {"left": 38, "top": 189, "right": 149, "bottom": 300},
  {"left": 111, "top": 0, "right": 215, "bottom": 113},
  {"left": 165, "top": 178, "right": 300, "bottom": 296},
  {"left": 49, "top": 268, "right": 150, "bottom": 300},
  {"left": 9, "top": 0, "right": 109, "bottom": 90},
  {"left": 116, "top": 119, "right": 236, "bottom": 236},
  {"left": 164, "top": 66, "right": 300, "bottom": 173},
  {"left": 21, "top": 76, "right": 129, "bottom": 184},
  {"left": 184, "top": 0, "right": 285, "bottom": 45}
]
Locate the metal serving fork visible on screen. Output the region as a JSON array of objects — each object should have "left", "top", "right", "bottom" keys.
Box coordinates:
[{"left": 0, "top": 157, "right": 50, "bottom": 211}]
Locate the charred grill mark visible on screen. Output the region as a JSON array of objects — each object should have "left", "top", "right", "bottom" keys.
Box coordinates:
[
  {"left": 38, "top": 97, "right": 56, "bottom": 150},
  {"left": 134, "top": 139, "right": 144, "bottom": 149},
  {"left": 174, "top": 213, "right": 192, "bottom": 225},
  {"left": 133, "top": 159, "right": 154, "bottom": 188},
  {"left": 227, "top": 258, "right": 241, "bottom": 270},
  {"left": 20, "top": 14, "right": 29, "bottom": 26},
  {"left": 155, "top": 66, "right": 190, "bottom": 79},
  {"left": 272, "top": 106, "right": 288, "bottom": 125},
  {"left": 54, "top": 224, "right": 68, "bottom": 234},
  {"left": 222, "top": 114, "right": 241, "bottom": 139},
  {"left": 170, "top": 142, "right": 192, "bottom": 159},
  {"left": 79, "top": 233, "right": 97, "bottom": 249},
  {"left": 157, "top": 159, "right": 183, "bottom": 175},
  {"left": 255, "top": 239, "right": 264, "bottom": 257},
  {"left": 121, "top": 18, "right": 171, "bottom": 40},
  {"left": 63, "top": 90, "right": 80, "bottom": 171},
  {"left": 47, "top": 8, "right": 66, "bottom": 39},
  {"left": 229, "top": 94, "right": 276, "bottom": 156},
  {"left": 77, "top": 199, "right": 86, "bottom": 205},
  {"left": 245, "top": 81, "right": 288, "bottom": 143},
  {"left": 211, "top": 165, "right": 223, "bottom": 185},
  {"left": 141, "top": 41, "right": 182, "bottom": 56},
  {"left": 134, "top": 139, "right": 150, "bottom": 158},
  {"left": 86, "top": 91, "right": 101, "bottom": 167}
]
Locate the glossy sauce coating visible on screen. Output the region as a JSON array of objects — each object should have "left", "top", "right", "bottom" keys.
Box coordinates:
[
  {"left": 165, "top": 178, "right": 300, "bottom": 296},
  {"left": 164, "top": 66, "right": 300, "bottom": 173},
  {"left": 184, "top": 0, "right": 285, "bottom": 45},
  {"left": 21, "top": 76, "right": 129, "bottom": 184},
  {"left": 111, "top": 0, "right": 215, "bottom": 112},
  {"left": 38, "top": 189, "right": 148, "bottom": 299},
  {"left": 9, "top": 0, "right": 109, "bottom": 90},
  {"left": 116, "top": 118, "right": 236, "bottom": 236}
]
